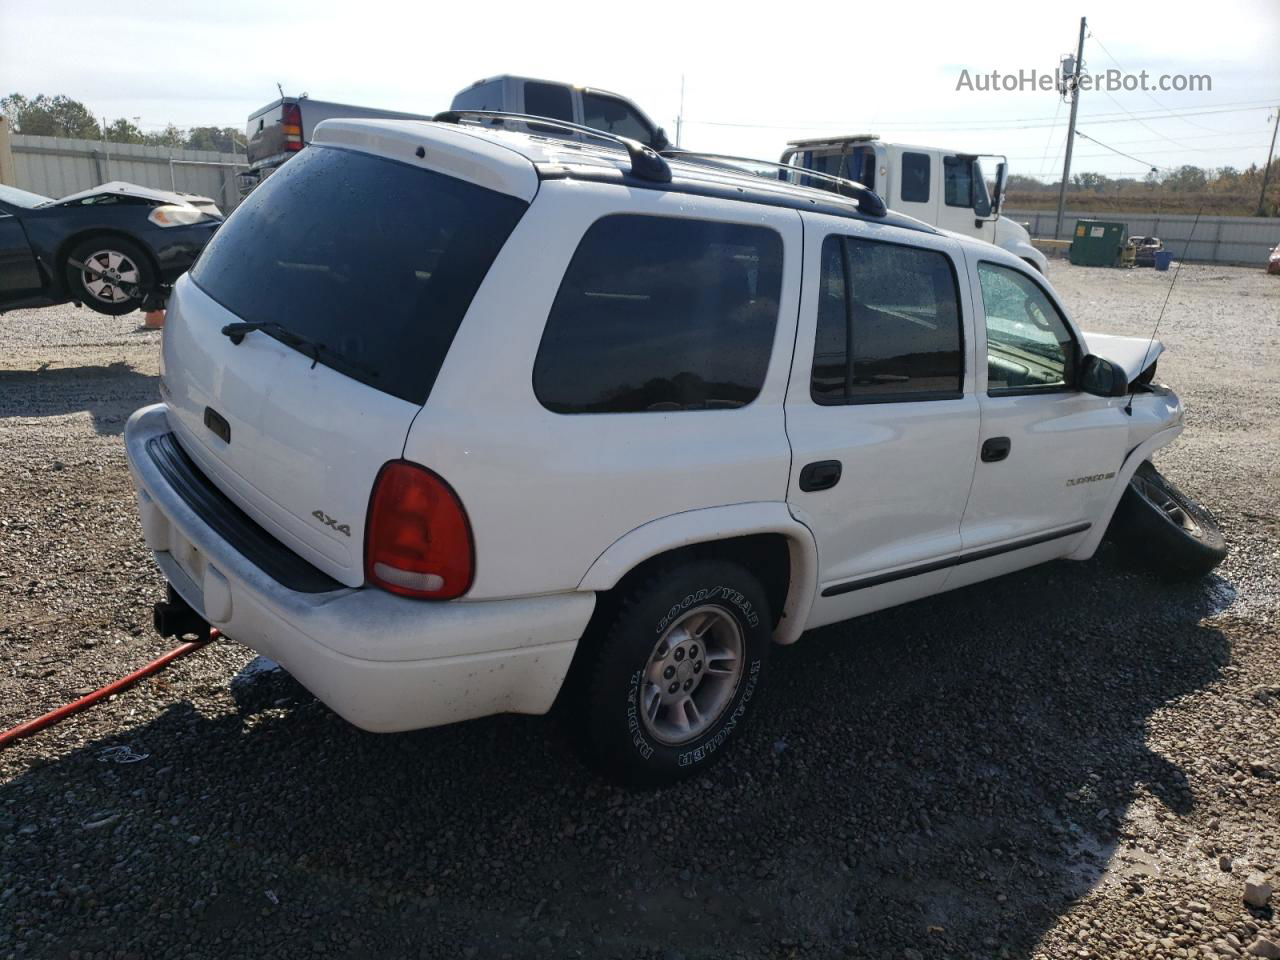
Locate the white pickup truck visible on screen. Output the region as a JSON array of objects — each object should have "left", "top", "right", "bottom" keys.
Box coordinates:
[
  {"left": 125, "top": 114, "right": 1224, "bottom": 786},
  {"left": 783, "top": 134, "right": 1047, "bottom": 274}
]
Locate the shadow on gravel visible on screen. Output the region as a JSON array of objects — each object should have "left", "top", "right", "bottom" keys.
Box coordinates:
[
  {"left": 3, "top": 545, "right": 1231, "bottom": 960},
  {"left": 0, "top": 362, "right": 157, "bottom": 435}
]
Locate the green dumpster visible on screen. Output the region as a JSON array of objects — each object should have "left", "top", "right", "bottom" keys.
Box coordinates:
[{"left": 1069, "top": 219, "right": 1129, "bottom": 267}]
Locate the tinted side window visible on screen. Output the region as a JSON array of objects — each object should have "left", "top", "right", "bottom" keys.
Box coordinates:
[
  {"left": 900, "top": 152, "right": 930, "bottom": 203},
  {"left": 810, "top": 235, "right": 964, "bottom": 403},
  {"left": 523, "top": 81, "right": 574, "bottom": 121},
  {"left": 944, "top": 156, "right": 973, "bottom": 207},
  {"left": 534, "top": 215, "right": 783, "bottom": 414},
  {"left": 581, "top": 93, "right": 652, "bottom": 144},
  {"left": 977, "top": 262, "right": 1076, "bottom": 393}
]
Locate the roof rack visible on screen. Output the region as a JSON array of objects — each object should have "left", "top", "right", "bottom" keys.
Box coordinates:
[
  {"left": 660, "top": 149, "right": 887, "bottom": 217},
  {"left": 785, "top": 133, "right": 880, "bottom": 148},
  {"left": 431, "top": 110, "right": 672, "bottom": 183}
]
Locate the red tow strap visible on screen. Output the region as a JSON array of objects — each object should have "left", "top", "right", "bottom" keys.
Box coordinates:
[{"left": 0, "top": 630, "right": 219, "bottom": 749}]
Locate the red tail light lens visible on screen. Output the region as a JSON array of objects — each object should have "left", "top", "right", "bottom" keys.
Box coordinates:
[
  {"left": 365, "top": 461, "right": 474, "bottom": 600},
  {"left": 281, "top": 102, "right": 303, "bottom": 151}
]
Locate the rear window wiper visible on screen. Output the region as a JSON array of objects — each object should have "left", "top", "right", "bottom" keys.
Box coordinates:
[{"left": 220, "top": 322, "right": 379, "bottom": 380}]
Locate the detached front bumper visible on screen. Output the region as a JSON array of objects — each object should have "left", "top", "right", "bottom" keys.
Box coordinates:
[{"left": 123, "top": 403, "right": 595, "bottom": 732}]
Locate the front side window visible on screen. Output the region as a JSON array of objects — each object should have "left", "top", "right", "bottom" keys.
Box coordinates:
[
  {"left": 944, "top": 156, "right": 973, "bottom": 207},
  {"left": 523, "top": 81, "right": 574, "bottom": 122},
  {"left": 900, "top": 152, "right": 930, "bottom": 203},
  {"left": 581, "top": 93, "right": 653, "bottom": 144},
  {"left": 810, "top": 235, "right": 964, "bottom": 404},
  {"left": 534, "top": 215, "right": 784, "bottom": 413},
  {"left": 977, "top": 262, "right": 1076, "bottom": 393}
]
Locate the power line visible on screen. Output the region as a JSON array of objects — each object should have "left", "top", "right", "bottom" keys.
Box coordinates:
[
  {"left": 1082, "top": 128, "right": 1273, "bottom": 146},
  {"left": 1009, "top": 139, "right": 1273, "bottom": 162},
  {"left": 1088, "top": 29, "right": 1232, "bottom": 135},
  {"left": 1036, "top": 95, "right": 1065, "bottom": 179},
  {"left": 1072, "top": 129, "right": 1164, "bottom": 170},
  {"left": 684, "top": 101, "right": 1278, "bottom": 134}
]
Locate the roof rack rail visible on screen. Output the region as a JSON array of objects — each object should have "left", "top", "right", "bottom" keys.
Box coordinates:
[
  {"left": 660, "top": 149, "right": 887, "bottom": 217},
  {"left": 431, "top": 110, "right": 672, "bottom": 184}
]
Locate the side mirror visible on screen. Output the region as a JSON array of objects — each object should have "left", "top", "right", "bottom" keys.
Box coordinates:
[
  {"left": 652, "top": 126, "right": 671, "bottom": 151},
  {"left": 1080, "top": 354, "right": 1129, "bottom": 398}
]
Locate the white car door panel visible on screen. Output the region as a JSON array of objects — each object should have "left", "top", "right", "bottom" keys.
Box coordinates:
[
  {"left": 958, "top": 256, "right": 1130, "bottom": 569},
  {"left": 786, "top": 216, "right": 981, "bottom": 628}
]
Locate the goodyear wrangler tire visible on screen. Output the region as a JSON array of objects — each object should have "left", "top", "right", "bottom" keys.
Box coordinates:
[
  {"left": 579, "top": 559, "right": 772, "bottom": 786},
  {"left": 1108, "top": 460, "right": 1227, "bottom": 579}
]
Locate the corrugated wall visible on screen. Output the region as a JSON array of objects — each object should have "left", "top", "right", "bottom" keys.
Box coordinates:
[
  {"left": 8, "top": 135, "right": 247, "bottom": 212},
  {"left": 1008, "top": 208, "right": 1280, "bottom": 266}
]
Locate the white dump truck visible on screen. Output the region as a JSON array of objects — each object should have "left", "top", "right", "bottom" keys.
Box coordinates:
[{"left": 782, "top": 135, "right": 1047, "bottom": 273}]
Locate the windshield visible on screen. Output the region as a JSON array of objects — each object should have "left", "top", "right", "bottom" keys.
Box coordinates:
[
  {"left": 189, "top": 144, "right": 527, "bottom": 405},
  {"left": 0, "top": 184, "right": 53, "bottom": 208}
]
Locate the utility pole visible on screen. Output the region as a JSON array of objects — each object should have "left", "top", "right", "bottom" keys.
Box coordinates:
[
  {"left": 1054, "top": 15, "right": 1087, "bottom": 241},
  {"left": 1258, "top": 105, "right": 1279, "bottom": 217}
]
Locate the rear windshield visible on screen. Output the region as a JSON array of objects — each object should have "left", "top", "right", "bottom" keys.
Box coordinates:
[{"left": 190, "top": 145, "right": 527, "bottom": 405}]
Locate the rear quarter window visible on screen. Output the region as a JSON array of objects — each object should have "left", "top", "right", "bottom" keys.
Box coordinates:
[
  {"left": 190, "top": 145, "right": 526, "bottom": 405},
  {"left": 533, "top": 215, "right": 784, "bottom": 413}
]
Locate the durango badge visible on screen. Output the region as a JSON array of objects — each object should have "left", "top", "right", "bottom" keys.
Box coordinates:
[{"left": 1066, "top": 471, "right": 1117, "bottom": 487}]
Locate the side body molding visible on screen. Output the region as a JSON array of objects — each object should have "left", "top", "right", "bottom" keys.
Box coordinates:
[{"left": 577, "top": 502, "right": 819, "bottom": 646}]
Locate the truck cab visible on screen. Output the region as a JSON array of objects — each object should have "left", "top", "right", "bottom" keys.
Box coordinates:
[
  {"left": 450, "top": 75, "right": 670, "bottom": 152},
  {"left": 782, "top": 135, "right": 1047, "bottom": 274}
]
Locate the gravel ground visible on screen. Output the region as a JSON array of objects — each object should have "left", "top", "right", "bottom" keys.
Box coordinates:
[{"left": 1, "top": 262, "right": 1277, "bottom": 960}]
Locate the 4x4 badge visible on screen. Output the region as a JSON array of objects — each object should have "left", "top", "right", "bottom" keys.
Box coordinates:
[{"left": 312, "top": 510, "right": 351, "bottom": 537}]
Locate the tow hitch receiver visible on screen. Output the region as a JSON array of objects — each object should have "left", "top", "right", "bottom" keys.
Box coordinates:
[{"left": 153, "top": 585, "right": 212, "bottom": 640}]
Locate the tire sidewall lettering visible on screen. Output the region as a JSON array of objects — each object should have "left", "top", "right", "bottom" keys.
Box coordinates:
[
  {"left": 655, "top": 584, "right": 759, "bottom": 634},
  {"left": 627, "top": 587, "right": 763, "bottom": 766}
]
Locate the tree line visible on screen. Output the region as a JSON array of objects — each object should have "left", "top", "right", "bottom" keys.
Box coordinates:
[
  {"left": 1, "top": 93, "right": 243, "bottom": 154},
  {"left": 1005, "top": 160, "right": 1278, "bottom": 217}
]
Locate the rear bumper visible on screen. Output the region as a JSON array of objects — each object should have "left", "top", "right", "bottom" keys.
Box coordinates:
[{"left": 124, "top": 403, "right": 595, "bottom": 732}]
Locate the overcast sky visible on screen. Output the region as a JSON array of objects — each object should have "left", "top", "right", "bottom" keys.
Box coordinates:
[{"left": 2, "top": 0, "right": 1277, "bottom": 182}]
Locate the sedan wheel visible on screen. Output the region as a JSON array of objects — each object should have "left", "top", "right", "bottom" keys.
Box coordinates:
[
  {"left": 64, "top": 236, "right": 156, "bottom": 316},
  {"left": 80, "top": 249, "right": 141, "bottom": 305}
]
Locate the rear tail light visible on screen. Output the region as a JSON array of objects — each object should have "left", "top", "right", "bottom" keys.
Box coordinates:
[
  {"left": 282, "top": 102, "right": 303, "bottom": 151},
  {"left": 365, "top": 461, "right": 474, "bottom": 600}
]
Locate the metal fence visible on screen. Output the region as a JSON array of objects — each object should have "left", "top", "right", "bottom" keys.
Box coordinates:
[
  {"left": 4, "top": 133, "right": 246, "bottom": 212},
  {"left": 1008, "top": 208, "right": 1280, "bottom": 266}
]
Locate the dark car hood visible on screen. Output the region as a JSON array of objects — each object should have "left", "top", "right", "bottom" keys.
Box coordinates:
[{"left": 54, "top": 181, "right": 220, "bottom": 214}]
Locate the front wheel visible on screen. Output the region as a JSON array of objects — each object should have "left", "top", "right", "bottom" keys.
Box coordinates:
[
  {"left": 64, "top": 236, "right": 155, "bottom": 316},
  {"left": 575, "top": 559, "right": 773, "bottom": 786},
  {"left": 1107, "top": 460, "right": 1227, "bottom": 579}
]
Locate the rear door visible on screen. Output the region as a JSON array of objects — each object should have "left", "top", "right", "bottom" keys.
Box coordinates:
[
  {"left": 786, "top": 215, "right": 980, "bottom": 628},
  {"left": 953, "top": 256, "right": 1129, "bottom": 586},
  {"left": 161, "top": 137, "right": 530, "bottom": 587}
]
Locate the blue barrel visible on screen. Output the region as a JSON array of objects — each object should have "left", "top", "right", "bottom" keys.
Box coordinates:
[{"left": 1153, "top": 250, "right": 1173, "bottom": 271}]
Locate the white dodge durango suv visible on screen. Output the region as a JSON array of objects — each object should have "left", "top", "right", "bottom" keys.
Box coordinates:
[{"left": 125, "top": 114, "right": 1225, "bottom": 785}]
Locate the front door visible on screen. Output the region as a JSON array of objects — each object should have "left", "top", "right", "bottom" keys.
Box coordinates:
[
  {"left": 786, "top": 216, "right": 980, "bottom": 628},
  {"left": 934, "top": 155, "right": 994, "bottom": 242},
  {"left": 953, "top": 258, "right": 1130, "bottom": 589}
]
